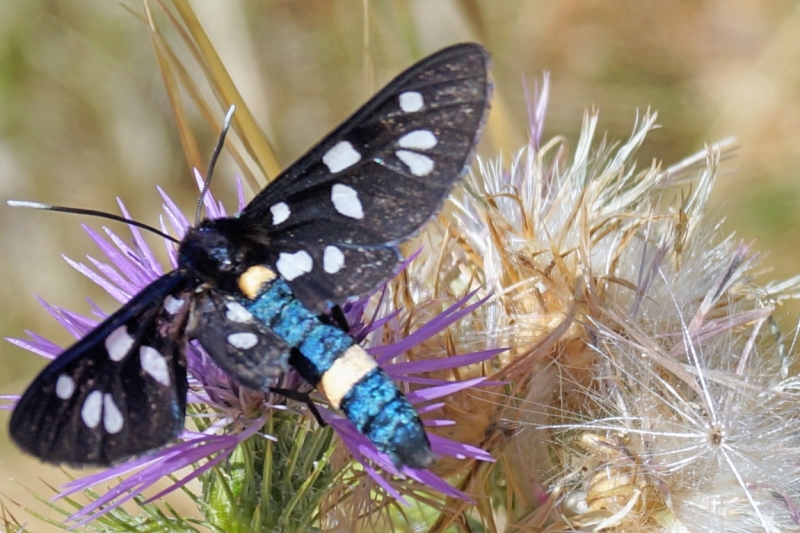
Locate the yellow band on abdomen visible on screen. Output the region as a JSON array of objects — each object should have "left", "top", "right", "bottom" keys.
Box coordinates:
[{"left": 238, "top": 265, "right": 277, "bottom": 299}]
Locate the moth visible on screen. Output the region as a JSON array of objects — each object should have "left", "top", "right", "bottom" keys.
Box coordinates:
[{"left": 9, "top": 43, "right": 491, "bottom": 469}]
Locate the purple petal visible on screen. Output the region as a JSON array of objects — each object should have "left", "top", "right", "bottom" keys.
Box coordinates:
[
  {"left": 34, "top": 296, "right": 85, "bottom": 340},
  {"left": 162, "top": 204, "right": 188, "bottom": 239},
  {"left": 406, "top": 377, "right": 487, "bottom": 403},
  {"left": 81, "top": 225, "right": 147, "bottom": 288},
  {"left": 158, "top": 186, "right": 190, "bottom": 236},
  {"left": 85, "top": 255, "right": 138, "bottom": 296},
  {"left": 59, "top": 448, "right": 180, "bottom": 497},
  {"left": 345, "top": 248, "right": 423, "bottom": 339},
  {"left": 429, "top": 434, "right": 494, "bottom": 462},
  {"left": 356, "top": 308, "right": 402, "bottom": 340},
  {"left": 103, "top": 228, "right": 155, "bottom": 286},
  {"left": 387, "top": 348, "right": 504, "bottom": 376},
  {"left": 7, "top": 332, "right": 62, "bottom": 358},
  {"left": 193, "top": 169, "right": 222, "bottom": 220},
  {"left": 324, "top": 404, "right": 486, "bottom": 497},
  {"left": 371, "top": 292, "right": 487, "bottom": 363},
  {"left": 363, "top": 463, "right": 408, "bottom": 504},
  {"left": 61, "top": 418, "right": 266, "bottom": 526},
  {"left": 0, "top": 395, "right": 19, "bottom": 410},
  {"left": 116, "top": 198, "right": 163, "bottom": 277},
  {"left": 395, "top": 375, "right": 460, "bottom": 386},
  {"left": 414, "top": 403, "right": 446, "bottom": 415},
  {"left": 85, "top": 298, "right": 108, "bottom": 320},
  {"left": 142, "top": 445, "right": 231, "bottom": 503},
  {"left": 236, "top": 176, "right": 246, "bottom": 211},
  {"left": 65, "top": 438, "right": 236, "bottom": 524},
  {"left": 407, "top": 468, "right": 473, "bottom": 501},
  {"left": 159, "top": 216, "right": 180, "bottom": 268},
  {"left": 50, "top": 305, "right": 98, "bottom": 333},
  {"left": 62, "top": 255, "right": 130, "bottom": 304}
]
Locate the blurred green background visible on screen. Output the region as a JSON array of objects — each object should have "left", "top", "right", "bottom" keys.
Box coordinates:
[{"left": 2, "top": 0, "right": 800, "bottom": 530}]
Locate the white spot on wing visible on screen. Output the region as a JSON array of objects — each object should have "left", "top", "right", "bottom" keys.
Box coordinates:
[
  {"left": 140, "top": 346, "right": 171, "bottom": 386},
  {"left": 163, "top": 296, "right": 185, "bottom": 315},
  {"left": 322, "top": 141, "right": 361, "bottom": 173},
  {"left": 398, "top": 91, "right": 424, "bottom": 112},
  {"left": 106, "top": 325, "right": 135, "bottom": 362},
  {"left": 396, "top": 150, "right": 434, "bottom": 176},
  {"left": 397, "top": 130, "right": 438, "bottom": 150},
  {"left": 55, "top": 374, "right": 75, "bottom": 400},
  {"left": 270, "top": 202, "right": 291, "bottom": 225},
  {"left": 81, "top": 390, "right": 103, "bottom": 429},
  {"left": 103, "top": 394, "right": 124, "bottom": 434},
  {"left": 228, "top": 332, "right": 258, "bottom": 350},
  {"left": 276, "top": 250, "right": 313, "bottom": 281},
  {"left": 225, "top": 301, "right": 254, "bottom": 323},
  {"left": 331, "top": 183, "right": 364, "bottom": 219},
  {"left": 323, "top": 245, "right": 345, "bottom": 274}
]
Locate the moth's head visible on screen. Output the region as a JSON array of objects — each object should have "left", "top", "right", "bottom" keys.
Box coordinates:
[{"left": 178, "top": 218, "right": 270, "bottom": 292}]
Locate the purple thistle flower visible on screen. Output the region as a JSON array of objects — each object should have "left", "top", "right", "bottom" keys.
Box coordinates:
[{"left": 4, "top": 172, "right": 497, "bottom": 524}]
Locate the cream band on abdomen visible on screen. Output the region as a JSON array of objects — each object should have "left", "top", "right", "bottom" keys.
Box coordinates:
[{"left": 319, "top": 345, "right": 378, "bottom": 409}]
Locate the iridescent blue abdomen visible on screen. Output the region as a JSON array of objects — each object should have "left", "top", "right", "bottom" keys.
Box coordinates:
[{"left": 245, "top": 278, "right": 434, "bottom": 469}]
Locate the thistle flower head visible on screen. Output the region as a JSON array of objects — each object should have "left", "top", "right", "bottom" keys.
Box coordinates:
[{"left": 394, "top": 75, "right": 800, "bottom": 532}]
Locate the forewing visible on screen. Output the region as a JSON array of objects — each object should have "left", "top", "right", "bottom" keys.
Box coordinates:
[
  {"left": 188, "top": 288, "right": 290, "bottom": 391},
  {"left": 9, "top": 271, "right": 191, "bottom": 466},
  {"left": 257, "top": 244, "right": 401, "bottom": 312},
  {"left": 242, "top": 43, "right": 491, "bottom": 310}
]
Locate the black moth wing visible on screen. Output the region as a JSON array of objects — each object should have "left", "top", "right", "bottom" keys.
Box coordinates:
[
  {"left": 241, "top": 43, "right": 491, "bottom": 311},
  {"left": 187, "top": 288, "right": 290, "bottom": 391},
  {"left": 9, "top": 271, "right": 191, "bottom": 466}
]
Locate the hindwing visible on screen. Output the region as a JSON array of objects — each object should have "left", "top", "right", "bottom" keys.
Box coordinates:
[
  {"left": 187, "top": 288, "right": 291, "bottom": 391},
  {"left": 9, "top": 271, "right": 190, "bottom": 466}
]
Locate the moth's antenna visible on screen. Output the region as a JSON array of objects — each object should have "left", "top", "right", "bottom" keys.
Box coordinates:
[
  {"left": 195, "top": 105, "right": 236, "bottom": 224},
  {"left": 7, "top": 200, "right": 180, "bottom": 244}
]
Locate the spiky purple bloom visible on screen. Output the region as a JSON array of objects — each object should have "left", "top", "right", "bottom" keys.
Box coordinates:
[{"left": 4, "top": 170, "right": 496, "bottom": 523}]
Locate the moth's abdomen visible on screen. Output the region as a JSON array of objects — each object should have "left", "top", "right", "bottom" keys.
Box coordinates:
[
  {"left": 245, "top": 278, "right": 433, "bottom": 469},
  {"left": 340, "top": 367, "right": 434, "bottom": 469}
]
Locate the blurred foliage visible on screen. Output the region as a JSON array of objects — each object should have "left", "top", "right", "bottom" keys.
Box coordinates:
[{"left": 3, "top": 0, "right": 800, "bottom": 530}]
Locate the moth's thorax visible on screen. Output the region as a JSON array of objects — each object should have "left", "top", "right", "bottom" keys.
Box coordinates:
[{"left": 178, "top": 217, "right": 271, "bottom": 293}]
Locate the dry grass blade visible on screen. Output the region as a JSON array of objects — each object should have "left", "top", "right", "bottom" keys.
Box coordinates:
[
  {"left": 169, "top": 0, "right": 280, "bottom": 181},
  {"left": 132, "top": 0, "right": 281, "bottom": 195},
  {"left": 148, "top": 22, "right": 261, "bottom": 191},
  {"left": 149, "top": 30, "right": 203, "bottom": 175}
]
